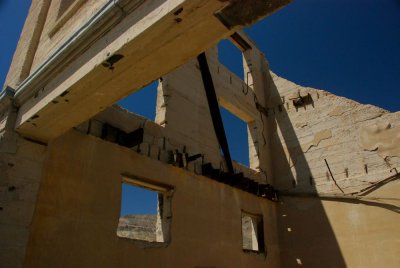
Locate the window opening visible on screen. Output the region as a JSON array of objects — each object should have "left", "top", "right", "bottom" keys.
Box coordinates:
[
  {"left": 220, "top": 106, "right": 250, "bottom": 167},
  {"left": 218, "top": 39, "right": 244, "bottom": 80},
  {"left": 118, "top": 80, "right": 158, "bottom": 121},
  {"left": 241, "top": 212, "right": 265, "bottom": 254},
  {"left": 117, "top": 177, "right": 172, "bottom": 244}
]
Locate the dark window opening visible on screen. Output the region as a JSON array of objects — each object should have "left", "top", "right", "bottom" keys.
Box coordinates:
[{"left": 241, "top": 212, "right": 265, "bottom": 254}]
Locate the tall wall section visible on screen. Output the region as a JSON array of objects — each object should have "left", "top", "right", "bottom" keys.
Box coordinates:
[
  {"left": 266, "top": 71, "right": 400, "bottom": 194},
  {"left": 0, "top": 112, "right": 47, "bottom": 267},
  {"left": 262, "top": 59, "right": 400, "bottom": 267}
]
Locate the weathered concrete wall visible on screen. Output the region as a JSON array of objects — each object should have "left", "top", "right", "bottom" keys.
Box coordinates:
[
  {"left": 4, "top": 0, "right": 106, "bottom": 89},
  {"left": 266, "top": 72, "right": 400, "bottom": 194},
  {"left": 154, "top": 46, "right": 274, "bottom": 183},
  {"left": 155, "top": 49, "right": 221, "bottom": 167},
  {"left": 77, "top": 105, "right": 264, "bottom": 192},
  {"left": 252, "top": 56, "right": 400, "bottom": 268},
  {"left": 228, "top": 37, "right": 399, "bottom": 267},
  {"left": 0, "top": 137, "right": 47, "bottom": 268},
  {"left": 23, "top": 130, "right": 280, "bottom": 267}
]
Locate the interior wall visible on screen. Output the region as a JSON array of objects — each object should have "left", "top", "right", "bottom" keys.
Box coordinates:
[{"left": 23, "top": 130, "right": 281, "bottom": 267}]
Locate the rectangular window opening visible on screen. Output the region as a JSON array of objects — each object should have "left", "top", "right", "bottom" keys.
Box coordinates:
[
  {"left": 219, "top": 106, "right": 250, "bottom": 167},
  {"left": 218, "top": 39, "right": 244, "bottom": 80},
  {"left": 241, "top": 212, "right": 265, "bottom": 254},
  {"left": 117, "top": 80, "right": 159, "bottom": 121},
  {"left": 117, "top": 177, "right": 172, "bottom": 245}
]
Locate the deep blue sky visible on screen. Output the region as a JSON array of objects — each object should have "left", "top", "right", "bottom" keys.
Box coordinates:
[
  {"left": 247, "top": 0, "right": 400, "bottom": 112},
  {"left": 1, "top": 1, "right": 399, "bottom": 215}
]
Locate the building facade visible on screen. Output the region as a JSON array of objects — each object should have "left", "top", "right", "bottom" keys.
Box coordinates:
[{"left": 1, "top": 1, "right": 399, "bottom": 267}]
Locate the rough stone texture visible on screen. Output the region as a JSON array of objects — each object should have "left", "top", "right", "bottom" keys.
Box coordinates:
[
  {"left": 241, "top": 215, "right": 254, "bottom": 250},
  {"left": 155, "top": 50, "right": 221, "bottom": 167},
  {"left": 30, "top": 0, "right": 108, "bottom": 72},
  {"left": 266, "top": 72, "right": 400, "bottom": 194},
  {"left": 360, "top": 121, "right": 400, "bottom": 159},
  {"left": 117, "top": 214, "right": 157, "bottom": 242},
  {"left": 76, "top": 105, "right": 264, "bottom": 183},
  {"left": 241, "top": 214, "right": 260, "bottom": 251}
]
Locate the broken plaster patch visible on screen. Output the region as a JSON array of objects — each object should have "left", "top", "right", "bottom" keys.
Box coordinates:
[
  {"left": 359, "top": 121, "right": 400, "bottom": 159},
  {"left": 295, "top": 122, "right": 308, "bottom": 128},
  {"left": 385, "top": 156, "right": 400, "bottom": 168},
  {"left": 302, "top": 129, "right": 332, "bottom": 153}
]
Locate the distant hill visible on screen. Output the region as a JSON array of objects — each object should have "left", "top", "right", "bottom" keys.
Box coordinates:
[{"left": 117, "top": 214, "right": 157, "bottom": 242}]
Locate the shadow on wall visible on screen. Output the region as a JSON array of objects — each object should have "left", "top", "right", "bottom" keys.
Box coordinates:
[{"left": 263, "top": 70, "right": 347, "bottom": 267}]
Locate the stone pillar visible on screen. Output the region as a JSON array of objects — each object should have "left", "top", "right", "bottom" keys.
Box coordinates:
[{"left": 243, "top": 47, "right": 274, "bottom": 183}]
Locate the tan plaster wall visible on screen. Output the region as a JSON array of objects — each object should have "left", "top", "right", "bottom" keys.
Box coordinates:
[
  {"left": 277, "top": 181, "right": 400, "bottom": 267},
  {"left": 24, "top": 130, "right": 281, "bottom": 267},
  {"left": 0, "top": 138, "right": 47, "bottom": 268}
]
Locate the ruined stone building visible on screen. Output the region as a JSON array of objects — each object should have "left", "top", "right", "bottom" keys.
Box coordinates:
[{"left": 1, "top": 1, "right": 399, "bottom": 267}]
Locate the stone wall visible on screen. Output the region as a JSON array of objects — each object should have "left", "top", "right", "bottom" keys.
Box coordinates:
[
  {"left": 266, "top": 71, "right": 400, "bottom": 194},
  {"left": 30, "top": 0, "right": 109, "bottom": 72}
]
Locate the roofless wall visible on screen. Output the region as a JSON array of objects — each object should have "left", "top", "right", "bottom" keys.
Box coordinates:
[{"left": 1, "top": 1, "right": 399, "bottom": 267}]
